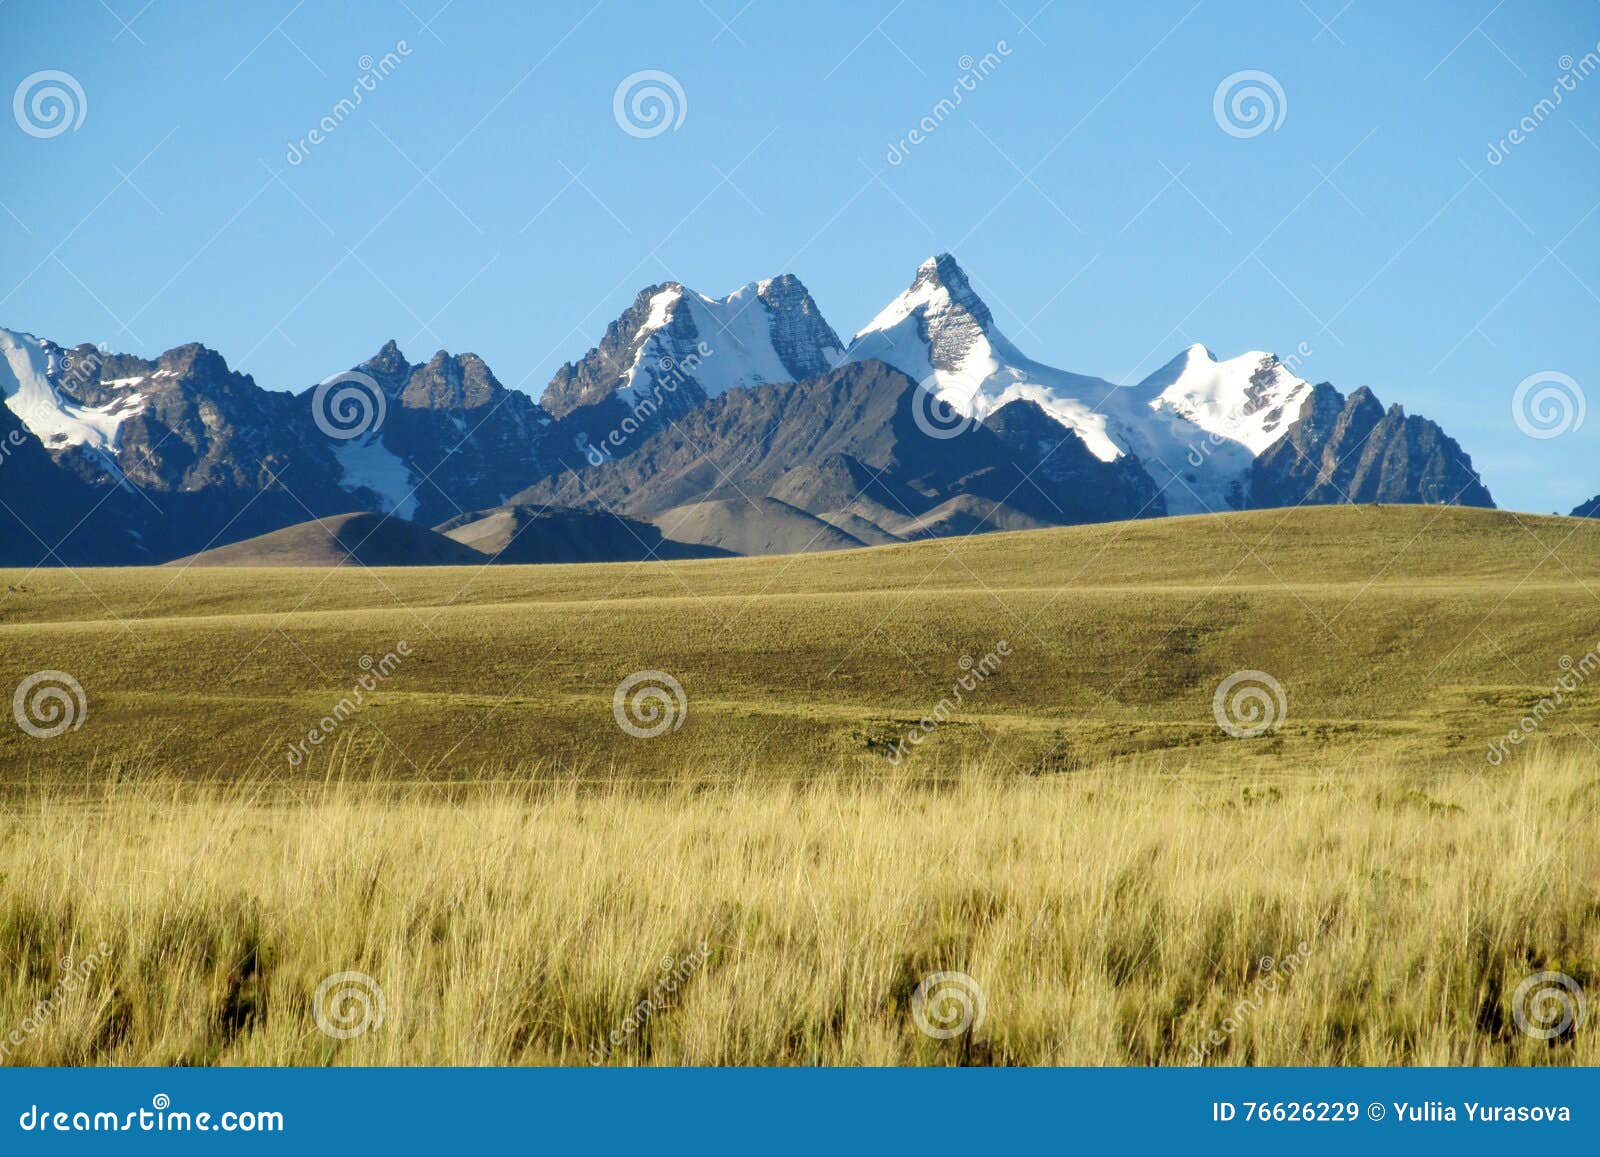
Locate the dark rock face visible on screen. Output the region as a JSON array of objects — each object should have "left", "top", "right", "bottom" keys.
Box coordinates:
[
  {"left": 756, "top": 274, "right": 846, "bottom": 381},
  {"left": 0, "top": 400, "right": 151, "bottom": 566},
  {"left": 33, "top": 340, "right": 361, "bottom": 560},
  {"left": 325, "top": 343, "right": 557, "bottom": 528},
  {"left": 48, "top": 341, "right": 343, "bottom": 500},
  {"left": 982, "top": 399, "right": 1166, "bottom": 521},
  {"left": 4, "top": 332, "right": 565, "bottom": 562},
  {"left": 1250, "top": 383, "right": 1494, "bottom": 509},
  {"left": 541, "top": 286, "right": 675, "bottom": 421},
  {"left": 515, "top": 360, "right": 1164, "bottom": 534}
]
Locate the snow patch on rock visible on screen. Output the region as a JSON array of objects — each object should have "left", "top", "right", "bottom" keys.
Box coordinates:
[{"left": 333, "top": 433, "right": 420, "bottom": 521}]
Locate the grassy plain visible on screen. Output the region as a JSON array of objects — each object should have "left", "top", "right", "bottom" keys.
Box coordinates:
[
  {"left": 0, "top": 505, "right": 1596, "bottom": 1064},
  {"left": 2, "top": 505, "right": 1599, "bottom": 783}
]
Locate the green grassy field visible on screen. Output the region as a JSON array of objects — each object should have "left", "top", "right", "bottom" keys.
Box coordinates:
[
  {"left": 0, "top": 505, "right": 1596, "bottom": 1065},
  {"left": 2, "top": 505, "right": 1597, "bottom": 783}
]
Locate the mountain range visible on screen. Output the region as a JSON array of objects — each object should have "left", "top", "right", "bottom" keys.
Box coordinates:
[{"left": 1, "top": 254, "right": 1509, "bottom": 567}]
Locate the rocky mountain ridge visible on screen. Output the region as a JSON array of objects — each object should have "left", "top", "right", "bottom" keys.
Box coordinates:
[{"left": 0, "top": 254, "right": 1504, "bottom": 566}]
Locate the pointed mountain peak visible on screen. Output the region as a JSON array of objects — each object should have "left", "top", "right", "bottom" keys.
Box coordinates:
[
  {"left": 914, "top": 252, "right": 967, "bottom": 287},
  {"left": 1144, "top": 343, "right": 1217, "bottom": 386},
  {"left": 853, "top": 253, "right": 994, "bottom": 344},
  {"left": 349, "top": 340, "right": 413, "bottom": 399},
  {"left": 755, "top": 271, "right": 806, "bottom": 295},
  {"left": 751, "top": 272, "right": 837, "bottom": 330},
  {"left": 373, "top": 347, "right": 505, "bottom": 410},
  {"left": 910, "top": 253, "right": 991, "bottom": 324},
  {"left": 361, "top": 339, "right": 410, "bottom": 376},
  {"left": 542, "top": 270, "right": 845, "bottom": 421},
  {"left": 1347, "top": 385, "right": 1383, "bottom": 411},
  {"left": 154, "top": 342, "right": 239, "bottom": 386}
]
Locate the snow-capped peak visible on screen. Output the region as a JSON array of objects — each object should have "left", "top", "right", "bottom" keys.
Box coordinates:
[
  {"left": 846, "top": 254, "right": 1128, "bottom": 462},
  {"left": 618, "top": 273, "right": 844, "bottom": 405},
  {"left": 853, "top": 252, "right": 994, "bottom": 343},
  {"left": 1140, "top": 344, "right": 1312, "bottom": 456},
  {"left": 844, "top": 255, "right": 1313, "bottom": 514},
  {"left": 0, "top": 326, "right": 145, "bottom": 480}
]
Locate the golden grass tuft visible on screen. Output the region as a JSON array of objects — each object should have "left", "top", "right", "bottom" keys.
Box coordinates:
[{"left": 0, "top": 749, "right": 1595, "bottom": 1066}]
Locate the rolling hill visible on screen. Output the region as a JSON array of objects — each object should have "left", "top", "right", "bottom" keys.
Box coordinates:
[
  {"left": 435, "top": 504, "right": 730, "bottom": 563},
  {"left": 2, "top": 504, "right": 1596, "bottom": 782},
  {"left": 171, "top": 512, "right": 488, "bottom": 567}
]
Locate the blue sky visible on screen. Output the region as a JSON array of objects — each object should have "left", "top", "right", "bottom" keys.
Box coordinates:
[{"left": 1, "top": 0, "right": 1596, "bottom": 513}]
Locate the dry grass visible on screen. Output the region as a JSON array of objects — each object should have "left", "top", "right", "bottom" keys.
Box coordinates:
[
  {"left": 2, "top": 507, "right": 1596, "bottom": 1066},
  {"left": 5, "top": 506, "right": 1599, "bottom": 782},
  {"left": 1, "top": 748, "right": 1595, "bottom": 1066}
]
